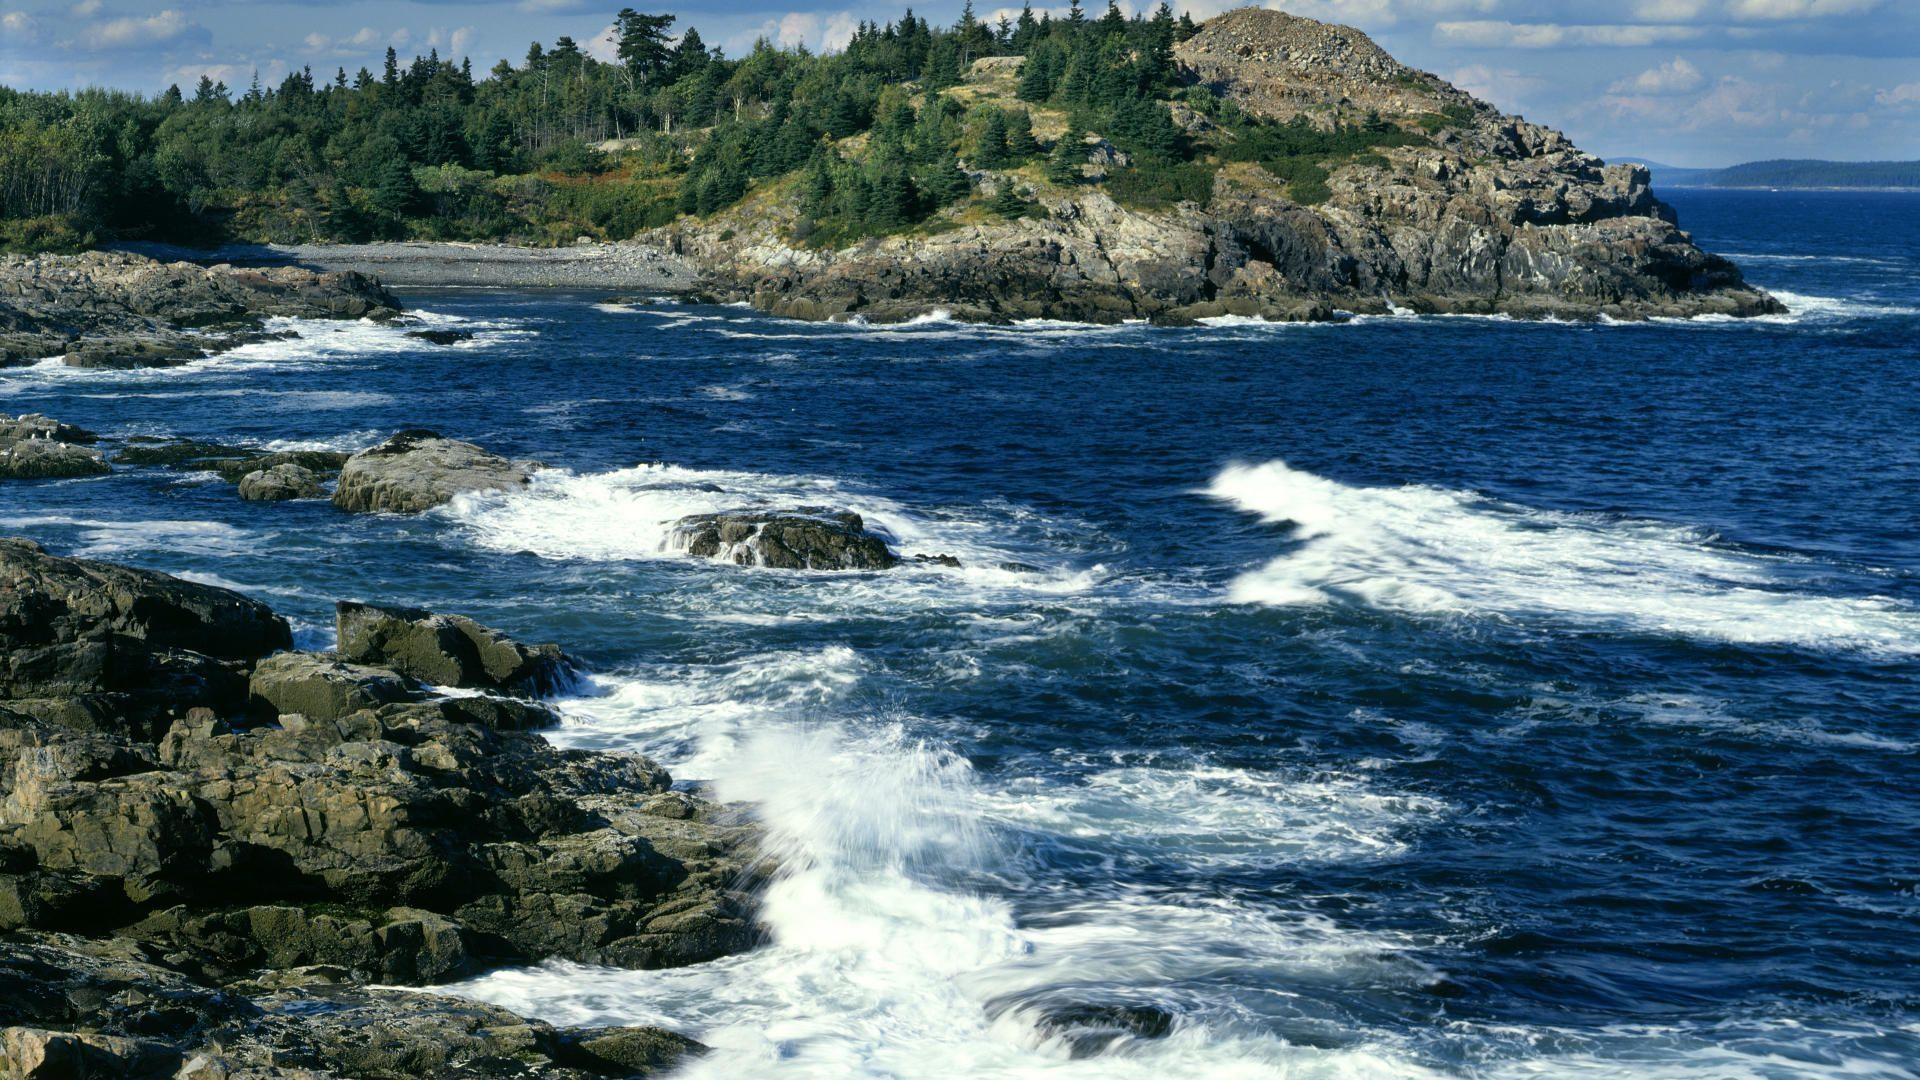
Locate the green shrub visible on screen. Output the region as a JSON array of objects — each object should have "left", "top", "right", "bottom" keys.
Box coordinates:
[{"left": 1105, "top": 161, "right": 1213, "bottom": 209}]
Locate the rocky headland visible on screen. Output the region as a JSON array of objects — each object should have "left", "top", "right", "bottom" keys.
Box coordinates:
[
  {"left": 652, "top": 7, "right": 1780, "bottom": 325},
  {"left": 0, "top": 251, "right": 399, "bottom": 370},
  {"left": 0, "top": 538, "right": 760, "bottom": 1077}
]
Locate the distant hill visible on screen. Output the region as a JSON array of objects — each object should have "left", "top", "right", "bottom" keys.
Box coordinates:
[{"left": 1619, "top": 157, "right": 1920, "bottom": 190}]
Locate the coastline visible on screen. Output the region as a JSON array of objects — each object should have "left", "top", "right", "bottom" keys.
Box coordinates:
[{"left": 108, "top": 240, "right": 702, "bottom": 292}]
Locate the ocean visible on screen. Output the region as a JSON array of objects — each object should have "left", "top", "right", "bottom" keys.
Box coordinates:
[{"left": 4, "top": 188, "right": 1916, "bottom": 1077}]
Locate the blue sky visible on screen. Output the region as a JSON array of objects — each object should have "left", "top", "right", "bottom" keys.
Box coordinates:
[{"left": 2, "top": 0, "right": 1916, "bottom": 164}]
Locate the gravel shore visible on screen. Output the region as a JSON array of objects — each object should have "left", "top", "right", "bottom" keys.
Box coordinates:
[{"left": 111, "top": 240, "right": 701, "bottom": 291}]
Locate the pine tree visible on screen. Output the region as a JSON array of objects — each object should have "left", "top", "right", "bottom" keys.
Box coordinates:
[
  {"left": 990, "top": 181, "right": 1027, "bottom": 217},
  {"left": 1006, "top": 110, "right": 1039, "bottom": 160},
  {"left": 974, "top": 108, "right": 1010, "bottom": 168},
  {"left": 1046, "top": 137, "right": 1083, "bottom": 184}
]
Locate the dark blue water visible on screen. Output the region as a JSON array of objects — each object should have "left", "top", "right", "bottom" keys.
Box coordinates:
[{"left": 4, "top": 190, "right": 1917, "bottom": 1077}]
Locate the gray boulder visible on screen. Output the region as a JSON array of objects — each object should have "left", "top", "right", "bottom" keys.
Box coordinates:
[
  {"left": 238, "top": 463, "right": 323, "bottom": 501},
  {"left": 333, "top": 430, "right": 531, "bottom": 514},
  {"left": 247, "top": 652, "right": 421, "bottom": 722},
  {"left": 0, "top": 414, "right": 109, "bottom": 480},
  {"left": 672, "top": 509, "right": 899, "bottom": 570},
  {"left": 336, "top": 601, "right": 574, "bottom": 696}
]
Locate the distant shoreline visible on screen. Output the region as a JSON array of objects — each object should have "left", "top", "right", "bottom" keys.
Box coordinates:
[
  {"left": 108, "top": 240, "right": 702, "bottom": 291},
  {"left": 1656, "top": 184, "right": 1920, "bottom": 193}
]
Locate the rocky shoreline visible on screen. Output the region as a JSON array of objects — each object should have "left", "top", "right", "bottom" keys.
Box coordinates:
[
  {"left": 0, "top": 252, "right": 400, "bottom": 371},
  {"left": 0, "top": 536, "right": 759, "bottom": 1077},
  {"left": 111, "top": 242, "right": 701, "bottom": 293},
  {"left": 657, "top": 9, "right": 1781, "bottom": 325}
]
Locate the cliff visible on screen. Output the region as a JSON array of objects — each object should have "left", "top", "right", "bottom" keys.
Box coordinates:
[{"left": 656, "top": 7, "right": 1780, "bottom": 325}]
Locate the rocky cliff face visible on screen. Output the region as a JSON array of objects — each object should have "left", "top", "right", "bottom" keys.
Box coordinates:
[{"left": 660, "top": 7, "right": 1778, "bottom": 325}]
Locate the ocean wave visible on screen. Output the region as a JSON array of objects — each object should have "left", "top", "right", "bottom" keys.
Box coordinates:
[
  {"left": 444, "top": 656, "right": 1445, "bottom": 1078},
  {"left": 438, "top": 461, "right": 1108, "bottom": 597},
  {"left": 1206, "top": 460, "right": 1920, "bottom": 655}
]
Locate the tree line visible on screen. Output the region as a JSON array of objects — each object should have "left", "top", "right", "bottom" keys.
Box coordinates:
[{"left": 0, "top": 2, "right": 1443, "bottom": 252}]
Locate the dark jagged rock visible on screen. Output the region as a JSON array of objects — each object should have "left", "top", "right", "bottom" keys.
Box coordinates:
[
  {"left": 672, "top": 509, "right": 900, "bottom": 570},
  {"left": 0, "top": 541, "right": 759, "bottom": 1021},
  {"left": 0, "top": 251, "right": 401, "bottom": 368},
  {"left": 113, "top": 438, "right": 258, "bottom": 469},
  {"left": 0, "top": 413, "right": 110, "bottom": 480},
  {"left": 337, "top": 601, "right": 575, "bottom": 696},
  {"left": 405, "top": 329, "right": 475, "bottom": 345},
  {"left": 0, "top": 930, "right": 706, "bottom": 1078},
  {"left": 656, "top": 8, "right": 1780, "bottom": 325},
  {"left": 0, "top": 538, "right": 290, "bottom": 737},
  {"left": 333, "top": 430, "right": 532, "bottom": 514},
  {"left": 237, "top": 462, "right": 324, "bottom": 501}
]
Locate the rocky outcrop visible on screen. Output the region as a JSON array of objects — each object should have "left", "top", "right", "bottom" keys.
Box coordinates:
[
  {"left": 0, "top": 413, "right": 109, "bottom": 480},
  {"left": 336, "top": 601, "right": 574, "bottom": 695},
  {"left": 660, "top": 7, "right": 1778, "bottom": 324},
  {"left": 0, "top": 930, "right": 704, "bottom": 1077},
  {"left": 0, "top": 541, "right": 757, "bottom": 1076},
  {"left": 0, "top": 251, "right": 400, "bottom": 368},
  {"left": 333, "top": 430, "right": 533, "bottom": 514},
  {"left": 238, "top": 462, "right": 324, "bottom": 501},
  {"left": 672, "top": 509, "right": 901, "bottom": 570}
]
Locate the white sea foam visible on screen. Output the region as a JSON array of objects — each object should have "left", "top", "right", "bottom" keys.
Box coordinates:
[
  {"left": 4, "top": 515, "right": 256, "bottom": 559},
  {"left": 438, "top": 462, "right": 1108, "bottom": 598},
  {"left": 1206, "top": 460, "right": 1920, "bottom": 654},
  {"left": 445, "top": 648, "right": 1446, "bottom": 1078}
]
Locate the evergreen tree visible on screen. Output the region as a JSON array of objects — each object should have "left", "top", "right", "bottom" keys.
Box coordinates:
[
  {"left": 615, "top": 9, "right": 677, "bottom": 87},
  {"left": 990, "top": 181, "right": 1027, "bottom": 217},
  {"left": 974, "top": 107, "right": 1010, "bottom": 168},
  {"left": 1046, "top": 136, "right": 1083, "bottom": 184},
  {"left": 369, "top": 157, "right": 416, "bottom": 234},
  {"left": 1006, "top": 109, "right": 1039, "bottom": 160}
]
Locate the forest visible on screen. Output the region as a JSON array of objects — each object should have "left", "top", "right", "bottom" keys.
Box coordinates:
[{"left": 0, "top": 1, "right": 1436, "bottom": 252}]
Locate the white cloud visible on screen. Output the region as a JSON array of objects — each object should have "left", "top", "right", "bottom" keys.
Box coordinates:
[
  {"left": 585, "top": 23, "right": 620, "bottom": 63},
  {"left": 1726, "top": 0, "right": 1881, "bottom": 19},
  {"left": 1628, "top": 0, "right": 1713, "bottom": 18},
  {"left": 2, "top": 11, "right": 36, "bottom": 37},
  {"left": 68, "top": 0, "right": 101, "bottom": 16},
  {"left": 1874, "top": 82, "right": 1920, "bottom": 107},
  {"left": 1610, "top": 56, "right": 1705, "bottom": 94},
  {"left": 1449, "top": 62, "right": 1547, "bottom": 112},
  {"left": 730, "top": 10, "right": 860, "bottom": 55},
  {"left": 1435, "top": 20, "right": 1706, "bottom": 47},
  {"left": 426, "top": 26, "right": 477, "bottom": 58},
  {"left": 84, "top": 9, "right": 200, "bottom": 50}
]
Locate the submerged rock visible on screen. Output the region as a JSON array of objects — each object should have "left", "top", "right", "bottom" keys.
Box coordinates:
[
  {"left": 404, "top": 328, "right": 474, "bottom": 345},
  {"left": 672, "top": 509, "right": 900, "bottom": 570},
  {"left": 333, "top": 430, "right": 532, "bottom": 514},
  {"left": 0, "top": 413, "right": 109, "bottom": 480},
  {"left": 238, "top": 462, "right": 324, "bottom": 501}
]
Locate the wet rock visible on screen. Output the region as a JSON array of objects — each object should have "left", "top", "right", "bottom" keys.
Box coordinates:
[
  {"left": 0, "top": 930, "right": 705, "bottom": 1079},
  {"left": 333, "top": 430, "right": 531, "bottom": 514},
  {"left": 336, "top": 602, "right": 574, "bottom": 696},
  {"left": 404, "top": 329, "right": 474, "bottom": 345},
  {"left": 1032, "top": 1001, "right": 1176, "bottom": 1059},
  {"left": 0, "top": 414, "right": 110, "bottom": 480},
  {"left": 0, "top": 251, "right": 400, "bottom": 371},
  {"left": 910, "top": 553, "right": 964, "bottom": 568},
  {"left": 238, "top": 463, "right": 323, "bottom": 501},
  {"left": 114, "top": 438, "right": 258, "bottom": 470},
  {"left": 0, "top": 539, "right": 290, "bottom": 735},
  {"left": 672, "top": 509, "right": 899, "bottom": 570},
  {"left": 214, "top": 450, "right": 349, "bottom": 484}
]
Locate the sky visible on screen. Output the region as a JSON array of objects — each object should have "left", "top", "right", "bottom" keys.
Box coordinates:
[{"left": 2, "top": 0, "right": 1917, "bottom": 165}]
